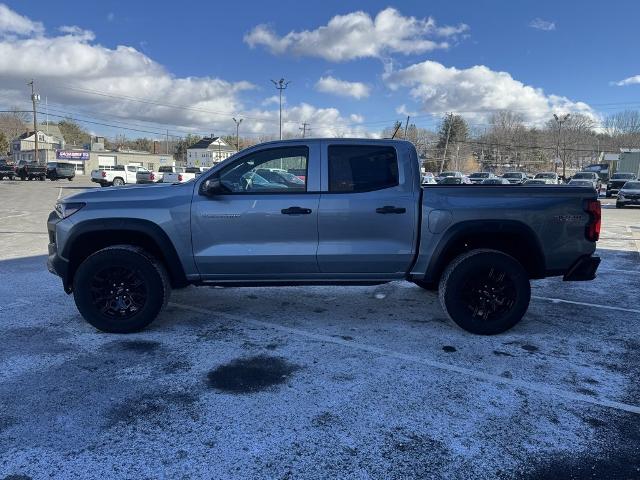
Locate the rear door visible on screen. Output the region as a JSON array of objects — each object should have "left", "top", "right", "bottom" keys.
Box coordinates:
[
  {"left": 191, "top": 143, "right": 321, "bottom": 277},
  {"left": 317, "top": 142, "right": 419, "bottom": 274}
]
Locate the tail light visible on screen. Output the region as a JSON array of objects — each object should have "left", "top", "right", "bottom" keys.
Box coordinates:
[
  {"left": 584, "top": 199, "right": 601, "bottom": 242},
  {"left": 178, "top": 174, "right": 183, "bottom": 182},
  {"left": 150, "top": 173, "right": 155, "bottom": 181},
  {"left": 101, "top": 171, "right": 107, "bottom": 178}
]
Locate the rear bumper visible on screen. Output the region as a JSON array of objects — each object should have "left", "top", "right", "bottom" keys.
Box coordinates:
[
  {"left": 563, "top": 255, "right": 600, "bottom": 281},
  {"left": 91, "top": 178, "right": 110, "bottom": 186}
]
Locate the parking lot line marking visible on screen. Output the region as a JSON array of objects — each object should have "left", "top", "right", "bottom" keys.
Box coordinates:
[
  {"left": 532, "top": 295, "right": 640, "bottom": 314},
  {"left": 0, "top": 212, "right": 29, "bottom": 221},
  {"left": 169, "top": 301, "right": 640, "bottom": 416},
  {"left": 627, "top": 225, "right": 640, "bottom": 255},
  {"left": 598, "top": 267, "right": 640, "bottom": 275},
  {"left": 57, "top": 188, "right": 62, "bottom": 199}
]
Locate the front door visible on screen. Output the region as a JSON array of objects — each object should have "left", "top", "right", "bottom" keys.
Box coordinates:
[{"left": 191, "top": 144, "right": 321, "bottom": 277}]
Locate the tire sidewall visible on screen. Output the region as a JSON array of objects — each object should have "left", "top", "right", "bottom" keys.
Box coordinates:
[
  {"left": 441, "top": 250, "right": 530, "bottom": 335},
  {"left": 73, "top": 248, "right": 167, "bottom": 333}
]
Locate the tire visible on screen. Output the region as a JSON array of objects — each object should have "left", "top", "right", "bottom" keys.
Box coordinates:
[
  {"left": 112, "top": 177, "right": 125, "bottom": 186},
  {"left": 438, "top": 249, "right": 531, "bottom": 335},
  {"left": 616, "top": 203, "right": 623, "bottom": 209},
  {"left": 413, "top": 279, "right": 438, "bottom": 291},
  {"left": 68, "top": 177, "right": 73, "bottom": 181},
  {"left": 72, "top": 245, "right": 171, "bottom": 333},
  {"left": 39, "top": 176, "right": 45, "bottom": 181},
  {"left": 606, "top": 192, "right": 611, "bottom": 198}
]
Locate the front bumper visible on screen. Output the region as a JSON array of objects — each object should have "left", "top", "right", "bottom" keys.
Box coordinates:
[
  {"left": 563, "top": 255, "right": 601, "bottom": 281},
  {"left": 47, "top": 211, "right": 72, "bottom": 293},
  {"left": 617, "top": 196, "right": 640, "bottom": 205}
]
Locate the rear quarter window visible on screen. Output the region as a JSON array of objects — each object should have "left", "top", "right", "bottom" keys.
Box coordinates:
[{"left": 328, "top": 145, "right": 399, "bottom": 193}]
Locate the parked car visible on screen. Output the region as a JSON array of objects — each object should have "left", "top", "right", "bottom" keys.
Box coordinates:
[
  {"left": 90, "top": 164, "right": 143, "bottom": 187},
  {"left": 136, "top": 168, "right": 161, "bottom": 184},
  {"left": 468, "top": 172, "right": 496, "bottom": 184},
  {"left": 606, "top": 172, "right": 637, "bottom": 198},
  {"left": 46, "top": 162, "right": 75, "bottom": 181},
  {"left": 501, "top": 172, "right": 529, "bottom": 184},
  {"left": 15, "top": 160, "right": 46, "bottom": 181},
  {"left": 436, "top": 171, "right": 463, "bottom": 183},
  {"left": 481, "top": 178, "right": 511, "bottom": 185},
  {"left": 48, "top": 138, "right": 601, "bottom": 336},
  {"left": 439, "top": 176, "right": 470, "bottom": 185},
  {"left": 162, "top": 167, "right": 206, "bottom": 183},
  {"left": 534, "top": 172, "right": 560, "bottom": 184},
  {"left": 616, "top": 181, "right": 640, "bottom": 208},
  {"left": 0, "top": 161, "right": 15, "bottom": 180},
  {"left": 570, "top": 172, "right": 601, "bottom": 191},
  {"left": 421, "top": 172, "right": 437, "bottom": 185},
  {"left": 255, "top": 168, "right": 306, "bottom": 190},
  {"left": 524, "top": 179, "right": 549, "bottom": 185},
  {"left": 567, "top": 179, "right": 596, "bottom": 189}
]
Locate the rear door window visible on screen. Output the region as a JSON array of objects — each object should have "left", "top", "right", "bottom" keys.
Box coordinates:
[{"left": 328, "top": 145, "right": 398, "bottom": 193}]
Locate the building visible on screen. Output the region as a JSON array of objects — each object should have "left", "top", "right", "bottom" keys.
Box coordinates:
[
  {"left": 617, "top": 149, "right": 640, "bottom": 177},
  {"left": 54, "top": 137, "right": 175, "bottom": 175},
  {"left": 186, "top": 137, "right": 236, "bottom": 167},
  {"left": 10, "top": 129, "right": 64, "bottom": 163}
]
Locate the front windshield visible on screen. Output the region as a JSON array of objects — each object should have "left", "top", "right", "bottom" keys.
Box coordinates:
[
  {"left": 503, "top": 173, "right": 522, "bottom": 178},
  {"left": 623, "top": 181, "right": 640, "bottom": 189},
  {"left": 470, "top": 172, "right": 489, "bottom": 178},
  {"left": 613, "top": 173, "right": 635, "bottom": 179},
  {"left": 573, "top": 173, "right": 594, "bottom": 179},
  {"left": 535, "top": 173, "right": 556, "bottom": 179}
]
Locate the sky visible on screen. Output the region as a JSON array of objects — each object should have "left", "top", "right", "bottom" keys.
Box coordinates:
[{"left": 1, "top": 0, "right": 640, "bottom": 140}]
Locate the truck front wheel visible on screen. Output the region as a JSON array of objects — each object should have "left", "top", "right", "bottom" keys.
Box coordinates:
[
  {"left": 438, "top": 249, "right": 530, "bottom": 335},
  {"left": 72, "top": 246, "right": 170, "bottom": 333}
]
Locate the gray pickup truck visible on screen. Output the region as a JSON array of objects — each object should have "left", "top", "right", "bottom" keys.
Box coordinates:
[{"left": 47, "top": 139, "right": 601, "bottom": 335}]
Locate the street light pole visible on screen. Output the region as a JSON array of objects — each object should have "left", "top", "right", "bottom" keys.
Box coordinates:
[
  {"left": 271, "top": 78, "right": 290, "bottom": 140},
  {"left": 232, "top": 117, "right": 243, "bottom": 152},
  {"left": 28, "top": 79, "right": 40, "bottom": 163},
  {"left": 553, "top": 113, "right": 570, "bottom": 177}
]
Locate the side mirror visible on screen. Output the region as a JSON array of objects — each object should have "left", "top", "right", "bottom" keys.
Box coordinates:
[{"left": 201, "top": 176, "right": 223, "bottom": 196}]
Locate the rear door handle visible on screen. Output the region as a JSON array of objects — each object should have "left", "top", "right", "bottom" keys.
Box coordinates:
[
  {"left": 281, "top": 206, "right": 312, "bottom": 215},
  {"left": 376, "top": 205, "right": 406, "bottom": 214}
]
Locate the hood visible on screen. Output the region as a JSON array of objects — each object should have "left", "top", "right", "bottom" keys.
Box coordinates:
[{"left": 60, "top": 181, "right": 194, "bottom": 204}]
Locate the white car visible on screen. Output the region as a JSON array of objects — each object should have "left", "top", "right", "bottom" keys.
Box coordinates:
[
  {"left": 162, "top": 167, "right": 207, "bottom": 183},
  {"left": 91, "top": 165, "right": 144, "bottom": 187},
  {"left": 421, "top": 172, "right": 437, "bottom": 184},
  {"left": 533, "top": 172, "right": 560, "bottom": 184}
]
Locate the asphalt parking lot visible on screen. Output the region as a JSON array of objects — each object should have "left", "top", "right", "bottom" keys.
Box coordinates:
[{"left": 0, "top": 178, "right": 639, "bottom": 479}]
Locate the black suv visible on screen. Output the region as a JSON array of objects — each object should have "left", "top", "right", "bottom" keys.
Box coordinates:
[
  {"left": 606, "top": 172, "right": 636, "bottom": 197},
  {"left": 46, "top": 162, "right": 76, "bottom": 181}
]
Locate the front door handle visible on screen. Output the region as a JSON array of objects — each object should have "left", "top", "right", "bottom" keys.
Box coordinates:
[
  {"left": 281, "top": 206, "right": 312, "bottom": 215},
  {"left": 376, "top": 205, "right": 406, "bottom": 214}
]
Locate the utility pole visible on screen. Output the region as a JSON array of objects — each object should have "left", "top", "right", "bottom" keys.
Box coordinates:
[
  {"left": 166, "top": 129, "right": 169, "bottom": 154},
  {"left": 439, "top": 113, "right": 453, "bottom": 174},
  {"left": 233, "top": 117, "right": 243, "bottom": 152},
  {"left": 28, "top": 79, "right": 40, "bottom": 164},
  {"left": 403, "top": 116, "right": 410, "bottom": 139},
  {"left": 271, "top": 78, "right": 290, "bottom": 140},
  {"left": 553, "top": 113, "right": 570, "bottom": 177},
  {"left": 299, "top": 122, "right": 310, "bottom": 138}
]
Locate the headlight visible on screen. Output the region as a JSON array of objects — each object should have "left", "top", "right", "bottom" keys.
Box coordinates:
[{"left": 55, "top": 201, "right": 85, "bottom": 218}]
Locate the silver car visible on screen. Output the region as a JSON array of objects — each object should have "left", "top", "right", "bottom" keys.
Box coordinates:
[{"left": 616, "top": 180, "right": 640, "bottom": 208}]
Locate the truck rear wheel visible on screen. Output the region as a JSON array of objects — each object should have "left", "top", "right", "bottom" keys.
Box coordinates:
[
  {"left": 73, "top": 245, "right": 170, "bottom": 333},
  {"left": 112, "top": 177, "right": 125, "bottom": 186},
  {"left": 438, "top": 249, "right": 530, "bottom": 335}
]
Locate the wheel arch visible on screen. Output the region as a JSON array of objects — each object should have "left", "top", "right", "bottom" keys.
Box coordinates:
[
  {"left": 62, "top": 219, "right": 189, "bottom": 290},
  {"left": 422, "top": 220, "right": 546, "bottom": 285}
]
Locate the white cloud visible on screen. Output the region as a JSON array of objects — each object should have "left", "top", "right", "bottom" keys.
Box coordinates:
[
  {"left": 107, "top": 12, "right": 115, "bottom": 22},
  {"left": 0, "top": 3, "right": 43, "bottom": 36},
  {"left": 0, "top": 4, "right": 368, "bottom": 139},
  {"left": 396, "top": 104, "right": 417, "bottom": 116},
  {"left": 315, "top": 76, "right": 370, "bottom": 99},
  {"left": 529, "top": 18, "right": 556, "bottom": 31},
  {"left": 244, "top": 8, "right": 468, "bottom": 62},
  {"left": 384, "top": 60, "right": 595, "bottom": 125},
  {"left": 261, "top": 95, "right": 281, "bottom": 106},
  {"left": 613, "top": 75, "right": 640, "bottom": 86},
  {"left": 349, "top": 113, "right": 364, "bottom": 123}
]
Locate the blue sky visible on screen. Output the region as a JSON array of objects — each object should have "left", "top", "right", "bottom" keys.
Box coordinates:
[{"left": 2, "top": 1, "right": 640, "bottom": 138}]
